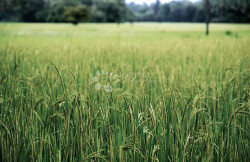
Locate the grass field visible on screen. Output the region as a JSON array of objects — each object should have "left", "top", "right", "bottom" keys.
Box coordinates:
[{"left": 0, "top": 23, "right": 249, "bottom": 161}]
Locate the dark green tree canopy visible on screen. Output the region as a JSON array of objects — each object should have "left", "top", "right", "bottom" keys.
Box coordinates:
[
  {"left": 63, "top": 6, "right": 90, "bottom": 25},
  {"left": 0, "top": 0, "right": 249, "bottom": 23}
]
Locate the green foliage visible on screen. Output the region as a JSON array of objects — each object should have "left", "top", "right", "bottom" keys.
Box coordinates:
[
  {"left": 210, "top": 0, "right": 250, "bottom": 22},
  {"left": 127, "top": 1, "right": 205, "bottom": 22},
  {"left": 4, "top": 0, "right": 47, "bottom": 22},
  {"left": 63, "top": 6, "right": 90, "bottom": 25},
  {"left": 94, "top": 0, "right": 126, "bottom": 23},
  {"left": 0, "top": 23, "right": 250, "bottom": 161},
  {"left": 127, "top": 0, "right": 250, "bottom": 23},
  {"left": 0, "top": 0, "right": 249, "bottom": 23},
  {"left": 46, "top": 0, "right": 80, "bottom": 22},
  {"left": 91, "top": 6, "right": 107, "bottom": 22}
]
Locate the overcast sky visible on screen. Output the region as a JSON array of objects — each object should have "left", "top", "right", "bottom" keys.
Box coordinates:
[{"left": 126, "top": 0, "right": 200, "bottom": 4}]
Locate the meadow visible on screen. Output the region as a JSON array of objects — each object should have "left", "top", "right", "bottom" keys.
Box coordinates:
[{"left": 0, "top": 23, "right": 249, "bottom": 161}]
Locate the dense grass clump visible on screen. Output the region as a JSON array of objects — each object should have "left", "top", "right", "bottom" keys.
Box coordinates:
[{"left": 0, "top": 23, "right": 249, "bottom": 161}]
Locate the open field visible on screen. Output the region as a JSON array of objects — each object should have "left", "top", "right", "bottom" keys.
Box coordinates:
[{"left": 0, "top": 23, "right": 249, "bottom": 161}]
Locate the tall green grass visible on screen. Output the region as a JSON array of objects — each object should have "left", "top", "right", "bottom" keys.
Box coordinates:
[{"left": 0, "top": 23, "right": 249, "bottom": 161}]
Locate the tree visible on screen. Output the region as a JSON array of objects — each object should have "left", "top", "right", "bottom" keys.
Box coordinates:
[
  {"left": 3, "top": 0, "right": 47, "bottom": 22},
  {"left": 63, "top": 6, "right": 90, "bottom": 25},
  {"left": 96, "top": 0, "right": 126, "bottom": 23},
  {"left": 168, "top": 1, "right": 184, "bottom": 22},
  {"left": 1, "top": 0, "right": 250, "bottom": 23},
  {"left": 91, "top": 6, "right": 106, "bottom": 22},
  {"left": 205, "top": 0, "right": 210, "bottom": 35},
  {"left": 185, "top": 2, "right": 197, "bottom": 22},
  {"left": 45, "top": 0, "right": 79, "bottom": 22},
  {"left": 210, "top": 0, "right": 250, "bottom": 22},
  {"left": 153, "top": 0, "right": 161, "bottom": 21},
  {"left": 158, "top": 4, "right": 170, "bottom": 21},
  {"left": 80, "top": 0, "right": 93, "bottom": 6}
]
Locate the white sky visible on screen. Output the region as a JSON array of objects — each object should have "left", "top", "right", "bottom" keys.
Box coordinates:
[{"left": 126, "top": 0, "right": 200, "bottom": 4}]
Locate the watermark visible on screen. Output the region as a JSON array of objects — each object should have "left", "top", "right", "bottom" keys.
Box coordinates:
[
  {"left": 92, "top": 69, "right": 165, "bottom": 93},
  {"left": 92, "top": 70, "right": 115, "bottom": 93}
]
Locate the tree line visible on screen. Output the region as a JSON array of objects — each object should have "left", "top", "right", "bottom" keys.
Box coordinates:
[
  {"left": 0, "top": 0, "right": 126, "bottom": 23},
  {"left": 0, "top": 0, "right": 249, "bottom": 24},
  {"left": 128, "top": 0, "right": 250, "bottom": 23}
]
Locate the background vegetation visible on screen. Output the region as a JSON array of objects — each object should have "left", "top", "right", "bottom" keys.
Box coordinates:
[
  {"left": 0, "top": 23, "right": 249, "bottom": 161},
  {"left": 0, "top": 0, "right": 250, "bottom": 23}
]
